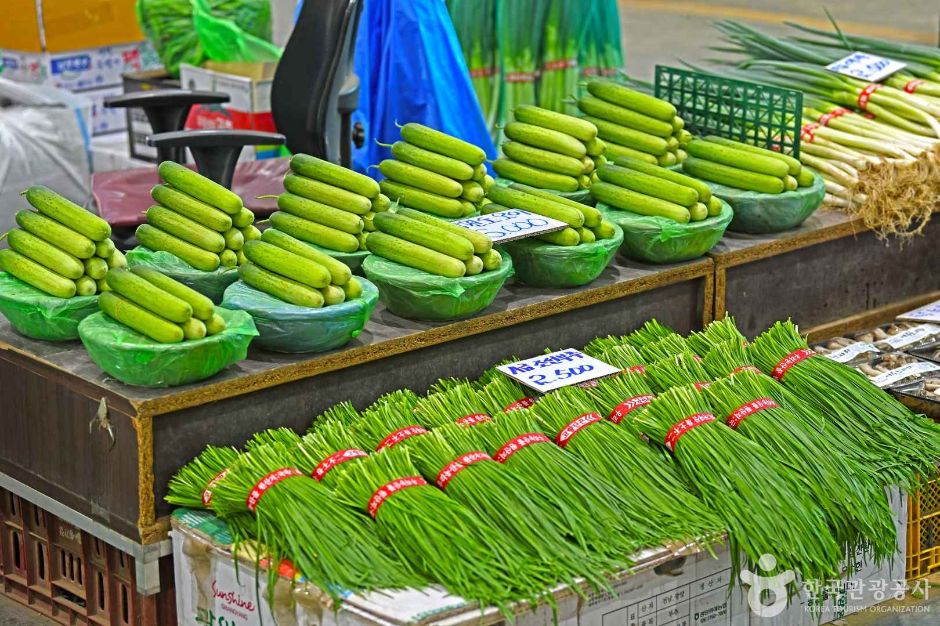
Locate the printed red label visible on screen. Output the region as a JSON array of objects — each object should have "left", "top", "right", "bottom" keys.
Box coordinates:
[
  {"left": 246, "top": 468, "right": 303, "bottom": 512},
  {"left": 904, "top": 79, "right": 924, "bottom": 94},
  {"left": 608, "top": 395, "right": 655, "bottom": 424},
  {"left": 494, "top": 432, "right": 551, "bottom": 463},
  {"left": 818, "top": 108, "right": 849, "bottom": 127},
  {"left": 503, "top": 397, "right": 536, "bottom": 412},
  {"left": 544, "top": 58, "right": 577, "bottom": 71},
  {"left": 202, "top": 469, "right": 229, "bottom": 507},
  {"left": 506, "top": 71, "right": 536, "bottom": 83},
  {"left": 375, "top": 425, "right": 428, "bottom": 451},
  {"left": 368, "top": 476, "right": 427, "bottom": 518},
  {"left": 456, "top": 413, "right": 492, "bottom": 426},
  {"left": 726, "top": 397, "right": 779, "bottom": 429},
  {"left": 801, "top": 123, "right": 819, "bottom": 143},
  {"left": 626, "top": 365, "right": 647, "bottom": 374},
  {"left": 555, "top": 412, "right": 603, "bottom": 447},
  {"left": 436, "top": 451, "right": 492, "bottom": 490},
  {"left": 771, "top": 348, "right": 816, "bottom": 381},
  {"left": 664, "top": 413, "right": 715, "bottom": 451},
  {"left": 469, "top": 66, "right": 496, "bottom": 78},
  {"left": 732, "top": 365, "right": 762, "bottom": 375},
  {"left": 312, "top": 449, "right": 367, "bottom": 481},
  {"left": 693, "top": 381, "right": 711, "bottom": 391},
  {"left": 857, "top": 84, "right": 882, "bottom": 110}
]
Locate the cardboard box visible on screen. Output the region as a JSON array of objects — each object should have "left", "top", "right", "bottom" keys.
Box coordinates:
[
  {"left": 0, "top": 0, "right": 144, "bottom": 53},
  {"left": 0, "top": 41, "right": 160, "bottom": 91},
  {"left": 179, "top": 62, "right": 284, "bottom": 161}
]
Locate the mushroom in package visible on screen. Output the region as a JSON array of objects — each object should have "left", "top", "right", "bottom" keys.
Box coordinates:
[
  {"left": 812, "top": 336, "right": 882, "bottom": 365},
  {"left": 856, "top": 353, "right": 940, "bottom": 390},
  {"left": 854, "top": 322, "right": 940, "bottom": 352}
]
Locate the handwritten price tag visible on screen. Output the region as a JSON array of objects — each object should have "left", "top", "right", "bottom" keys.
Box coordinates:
[
  {"left": 497, "top": 348, "right": 621, "bottom": 393},
  {"left": 826, "top": 52, "right": 905, "bottom": 82},
  {"left": 453, "top": 209, "right": 568, "bottom": 244}
]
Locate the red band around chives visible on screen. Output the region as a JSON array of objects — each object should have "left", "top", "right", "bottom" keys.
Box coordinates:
[
  {"left": 312, "top": 449, "right": 367, "bottom": 481},
  {"left": 904, "top": 79, "right": 924, "bottom": 94},
  {"left": 544, "top": 58, "right": 577, "bottom": 71},
  {"left": 818, "top": 108, "right": 848, "bottom": 126},
  {"left": 368, "top": 476, "right": 427, "bottom": 518},
  {"left": 726, "top": 397, "right": 779, "bottom": 430},
  {"left": 494, "top": 432, "right": 551, "bottom": 463},
  {"left": 246, "top": 468, "right": 303, "bottom": 511},
  {"left": 503, "top": 397, "right": 536, "bottom": 412},
  {"left": 436, "top": 451, "right": 492, "bottom": 490},
  {"left": 801, "top": 122, "right": 819, "bottom": 143},
  {"left": 375, "top": 425, "right": 428, "bottom": 451},
  {"left": 469, "top": 67, "right": 496, "bottom": 78},
  {"left": 693, "top": 381, "right": 711, "bottom": 391},
  {"left": 456, "top": 413, "right": 492, "bottom": 426},
  {"left": 555, "top": 412, "right": 603, "bottom": 447},
  {"left": 626, "top": 365, "right": 646, "bottom": 374},
  {"left": 732, "top": 365, "right": 762, "bottom": 375},
  {"left": 857, "top": 84, "right": 881, "bottom": 110},
  {"left": 202, "top": 469, "right": 229, "bottom": 507},
  {"left": 506, "top": 71, "right": 536, "bottom": 83},
  {"left": 664, "top": 413, "right": 715, "bottom": 452},
  {"left": 771, "top": 348, "right": 816, "bottom": 381},
  {"left": 608, "top": 395, "right": 655, "bottom": 424}
]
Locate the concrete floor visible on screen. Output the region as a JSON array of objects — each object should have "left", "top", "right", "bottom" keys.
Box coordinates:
[{"left": 4, "top": 1, "right": 940, "bottom": 624}]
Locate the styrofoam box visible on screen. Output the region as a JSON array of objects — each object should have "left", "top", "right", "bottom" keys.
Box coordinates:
[{"left": 0, "top": 41, "right": 160, "bottom": 91}]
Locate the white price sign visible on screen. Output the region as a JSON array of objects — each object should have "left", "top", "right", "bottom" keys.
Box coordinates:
[
  {"left": 826, "top": 52, "right": 905, "bottom": 82},
  {"left": 497, "top": 348, "right": 621, "bottom": 393},
  {"left": 453, "top": 209, "right": 568, "bottom": 244},
  {"left": 871, "top": 361, "right": 940, "bottom": 388},
  {"left": 898, "top": 299, "right": 940, "bottom": 324}
]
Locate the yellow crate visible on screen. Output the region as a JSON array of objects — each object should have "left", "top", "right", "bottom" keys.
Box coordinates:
[{"left": 908, "top": 476, "right": 940, "bottom": 580}]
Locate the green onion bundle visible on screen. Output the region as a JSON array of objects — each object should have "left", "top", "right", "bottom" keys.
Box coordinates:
[
  {"left": 244, "top": 427, "right": 300, "bottom": 451},
  {"left": 354, "top": 392, "right": 429, "bottom": 452},
  {"left": 497, "top": 0, "right": 550, "bottom": 135},
  {"left": 532, "top": 387, "right": 723, "bottom": 546},
  {"left": 646, "top": 351, "right": 712, "bottom": 393},
  {"left": 640, "top": 334, "right": 693, "bottom": 363},
  {"left": 332, "top": 446, "right": 541, "bottom": 611},
  {"left": 582, "top": 334, "right": 626, "bottom": 357},
  {"left": 479, "top": 376, "right": 538, "bottom": 415},
  {"left": 634, "top": 386, "right": 842, "bottom": 585},
  {"left": 701, "top": 338, "right": 758, "bottom": 379},
  {"left": 703, "top": 371, "right": 897, "bottom": 564},
  {"left": 310, "top": 401, "right": 361, "bottom": 432},
  {"left": 539, "top": 0, "right": 589, "bottom": 112},
  {"left": 296, "top": 420, "right": 371, "bottom": 489},
  {"left": 597, "top": 344, "right": 647, "bottom": 373},
  {"left": 446, "top": 0, "right": 499, "bottom": 132},
  {"left": 209, "top": 442, "right": 420, "bottom": 599},
  {"left": 413, "top": 381, "right": 495, "bottom": 428},
  {"left": 623, "top": 319, "right": 678, "bottom": 350},
  {"left": 585, "top": 370, "right": 657, "bottom": 434},
  {"left": 465, "top": 408, "right": 642, "bottom": 561},
  {"left": 365, "top": 388, "right": 421, "bottom": 414},
  {"left": 749, "top": 320, "right": 940, "bottom": 488},
  {"left": 686, "top": 317, "right": 747, "bottom": 358}
]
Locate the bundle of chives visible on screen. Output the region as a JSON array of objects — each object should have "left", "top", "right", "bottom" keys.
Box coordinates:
[
  {"left": 474, "top": 356, "right": 521, "bottom": 388},
  {"left": 497, "top": 0, "right": 550, "bottom": 136},
  {"left": 634, "top": 386, "right": 842, "bottom": 585},
  {"left": 332, "top": 446, "right": 540, "bottom": 611},
  {"left": 244, "top": 427, "right": 300, "bottom": 451},
  {"left": 623, "top": 320, "right": 679, "bottom": 350},
  {"left": 466, "top": 408, "right": 642, "bottom": 561},
  {"left": 749, "top": 320, "right": 940, "bottom": 488},
  {"left": 687, "top": 317, "right": 748, "bottom": 358},
  {"left": 701, "top": 339, "right": 760, "bottom": 379},
  {"left": 446, "top": 0, "right": 499, "bottom": 133},
  {"left": 413, "top": 381, "right": 494, "bottom": 428},
  {"left": 646, "top": 351, "right": 712, "bottom": 393},
  {"left": 640, "top": 334, "right": 693, "bottom": 363},
  {"left": 597, "top": 344, "right": 647, "bottom": 373},
  {"left": 533, "top": 387, "right": 723, "bottom": 546},
  {"left": 209, "top": 442, "right": 421, "bottom": 598},
  {"left": 353, "top": 399, "right": 429, "bottom": 452},
  {"left": 582, "top": 334, "right": 626, "bottom": 357},
  {"left": 584, "top": 370, "right": 657, "bottom": 434},
  {"left": 296, "top": 420, "right": 371, "bottom": 489},
  {"left": 364, "top": 388, "right": 420, "bottom": 415},
  {"left": 539, "top": 0, "right": 588, "bottom": 112},
  {"left": 310, "top": 401, "right": 361, "bottom": 432},
  {"left": 704, "top": 372, "right": 897, "bottom": 563},
  {"left": 479, "top": 377, "right": 538, "bottom": 415},
  {"left": 427, "top": 377, "right": 474, "bottom": 396},
  {"left": 597, "top": 0, "right": 624, "bottom": 76}
]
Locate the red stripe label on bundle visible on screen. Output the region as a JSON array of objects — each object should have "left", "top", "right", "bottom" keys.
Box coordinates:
[
  {"left": 503, "top": 397, "right": 535, "bottom": 412},
  {"left": 801, "top": 123, "right": 819, "bottom": 143},
  {"left": 202, "top": 469, "right": 230, "bottom": 506},
  {"left": 469, "top": 66, "right": 496, "bottom": 78},
  {"left": 494, "top": 432, "right": 551, "bottom": 463},
  {"left": 626, "top": 365, "right": 647, "bottom": 374},
  {"left": 246, "top": 468, "right": 303, "bottom": 511},
  {"left": 732, "top": 365, "right": 762, "bottom": 375},
  {"left": 693, "top": 381, "right": 711, "bottom": 391},
  {"left": 857, "top": 84, "right": 882, "bottom": 110},
  {"left": 368, "top": 476, "right": 427, "bottom": 518},
  {"left": 664, "top": 413, "right": 715, "bottom": 451},
  {"left": 771, "top": 348, "right": 816, "bottom": 381},
  {"left": 608, "top": 395, "right": 655, "bottom": 424},
  {"left": 312, "top": 449, "right": 368, "bottom": 481},
  {"left": 436, "top": 451, "right": 493, "bottom": 490},
  {"left": 726, "top": 397, "right": 779, "bottom": 430},
  {"left": 904, "top": 79, "right": 925, "bottom": 94},
  {"left": 555, "top": 412, "right": 603, "bottom": 447},
  {"left": 506, "top": 71, "right": 537, "bottom": 83},
  {"left": 376, "top": 425, "right": 428, "bottom": 451},
  {"left": 544, "top": 58, "right": 577, "bottom": 71},
  {"left": 818, "top": 108, "right": 849, "bottom": 126},
  {"left": 456, "top": 413, "right": 492, "bottom": 426}
]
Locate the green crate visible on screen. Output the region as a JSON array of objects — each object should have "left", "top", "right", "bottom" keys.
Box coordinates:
[{"left": 654, "top": 65, "right": 804, "bottom": 157}]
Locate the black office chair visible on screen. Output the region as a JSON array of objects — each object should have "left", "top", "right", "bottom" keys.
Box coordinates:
[{"left": 271, "top": 0, "right": 365, "bottom": 168}]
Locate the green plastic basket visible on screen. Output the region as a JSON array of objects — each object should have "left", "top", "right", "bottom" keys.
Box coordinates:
[{"left": 654, "top": 66, "right": 803, "bottom": 156}]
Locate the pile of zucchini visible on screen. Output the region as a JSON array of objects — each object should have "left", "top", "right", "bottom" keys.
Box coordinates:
[
  {"left": 240, "top": 229, "right": 363, "bottom": 307},
  {"left": 577, "top": 80, "right": 690, "bottom": 166},
  {"left": 101, "top": 267, "right": 227, "bottom": 343},
  {"left": 2, "top": 186, "right": 122, "bottom": 298},
  {"left": 378, "top": 123, "right": 491, "bottom": 219},
  {"left": 140, "top": 162, "right": 258, "bottom": 272},
  {"left": 495, "top": 105, "right": 601, "bottom": 192},
  {"left": 274, "top": 155, "right": 388, "bottom": 254},
  {"left": 484, "top": 183, "right": 617, "bottom": 245},
  {"left": 366, "top": 208, "right": 500, "bottom": 278},
  {"left": 682, "top": 137, "right": 815, "bottom": 194},
  {"left": 592, "top": 158, "right": 722, "bottom": 224}
]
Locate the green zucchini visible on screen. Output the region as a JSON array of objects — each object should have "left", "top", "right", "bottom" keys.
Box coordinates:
[
  {"left": 135, "top": 224, "right": 222, "bottom": 272},
  {"left": 513, "top": 105, "right": 598, "bottom": 141},
  {"left": 379, "top": 160, "right": 463, "bottom": 198},
  {"left": 501, "top": 141, "right": 586, "bottom": 177},
  {"left": 290, "top": 154, "right": 380, "bottom": 198},
  {"left": 378, "top": 180, "right": 464, "bottom": 218},
  {"left": 150, "top": 185, "right": 233, "bottom": 232},
  {"left": 146, "top": 206, "right": 226, "bottom": 253},
  {"left": 503, "top": 122, "right": 587, "bottom": 158},
  {"left": 129, "top": 266, "right": 216, "bottom": 321},
  {"left": 682, "top": 157, "right": 785, "bottom": 194},
  {"left": 7, "top": 229, "right": 84, "bottom": 279},
  {"left": 0, "top": 248, "right": 76, "bottom": 298},
  {"left": 105, "top": 268, "right": 193, "bottom": 323},
  {"left": 243, "top": 240, "right": 331, "bottom": 288},
  {"left": 399, "top": 123, "right": 486, "bottom": 166},
  {"left": 15, "top": 210, "right": 95, "bottom": 259},
  {"left": 260, "top": 229, "right": 353, "bottom": 286},
  {"left": 284, "top": 174, "right": 372, "bottom": 215},
  {"left": 25, "top": 186, "right": 111, "bottom": 241},
  {"left": 389, "top": 141, "right": 475, "bottom": 180},
  {"left": 98, "top": 292, "right": 183, "bottom": 343},
  {"left": 239, "top": 262, "right": 325, "bottom": 308},
  {"left": 395, "top": 206, "right": 492, "bottom": 254},
  {"left": 492, "top": 159, "right": 579, "bottom": 192},
  {"left": 268, "top": 211, "right": 360, "bottom": 253},
  {"left": 158, "top": 161, "right": 242, "bottom": 214},
  {"left": 591, "top": 182, "right": 690, "bottom": 223},
  {"left": 373, "top": 212, "right": 474, "bottom": 261},
  {"left": 365, "top": 232, "right": 466, "bottom": 277}
]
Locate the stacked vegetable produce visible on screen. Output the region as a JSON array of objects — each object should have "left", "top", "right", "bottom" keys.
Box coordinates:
[
  {"left": 681, "top": 137, "right": 815, "bottom": 194},
  {"left": 378, "top": 123, "right": 490, "bottom": 219},
  {"left": 274, "top": 155, "right": 388, "bottom": 255},
  {"left": 592, "top": 160, "right": 721, "bottom": 223},
  {"left": 445, "top": 0, "right": 499, "bottom": 130},
  {"left": 2, "top": 187, "right": 119, "bottom": 298},
  {"left": 496, "top": 105, "right": 600, "bottom": 192},
  {"left": 538, "top": 0, "right": 590, "bottom": 112},
  {"left": 577, "top": 80, "right": 690, "bottom": 166},
  {"left": 138, "top": 162, "right": 256, "bottom": 272},
  {"left": 366, "top": 209, "right": 500, "bottom": 278},
  {"left": 486, "top": 183, "right": 616, "bottom": 245}
]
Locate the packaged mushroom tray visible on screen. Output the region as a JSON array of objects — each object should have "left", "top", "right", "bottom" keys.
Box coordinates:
[
  {"left": 854, "top": 352, "right": 940, "bottom": 390},
  {"left": 811, "top": 335, "right": 882, "bottom": 366},
  {"left": 853, "top": 322, "right": 940, "bottom": 352}
]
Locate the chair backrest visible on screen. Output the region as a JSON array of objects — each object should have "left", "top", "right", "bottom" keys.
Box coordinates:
[{"left": 272, "top": 0, "right": 363, "bottom": 163}]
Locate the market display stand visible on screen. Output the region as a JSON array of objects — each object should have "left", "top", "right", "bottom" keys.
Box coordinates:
[
  {"left": 709, "top": 209, "right": 940, "bottom": 338},
  {"left": 0, "top": 256, "right": 713, "bottom": 596}
]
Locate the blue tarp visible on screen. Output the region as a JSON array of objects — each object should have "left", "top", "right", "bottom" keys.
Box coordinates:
[{"left": 296, "top": 0, "right": 496, "bottom": 175}]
